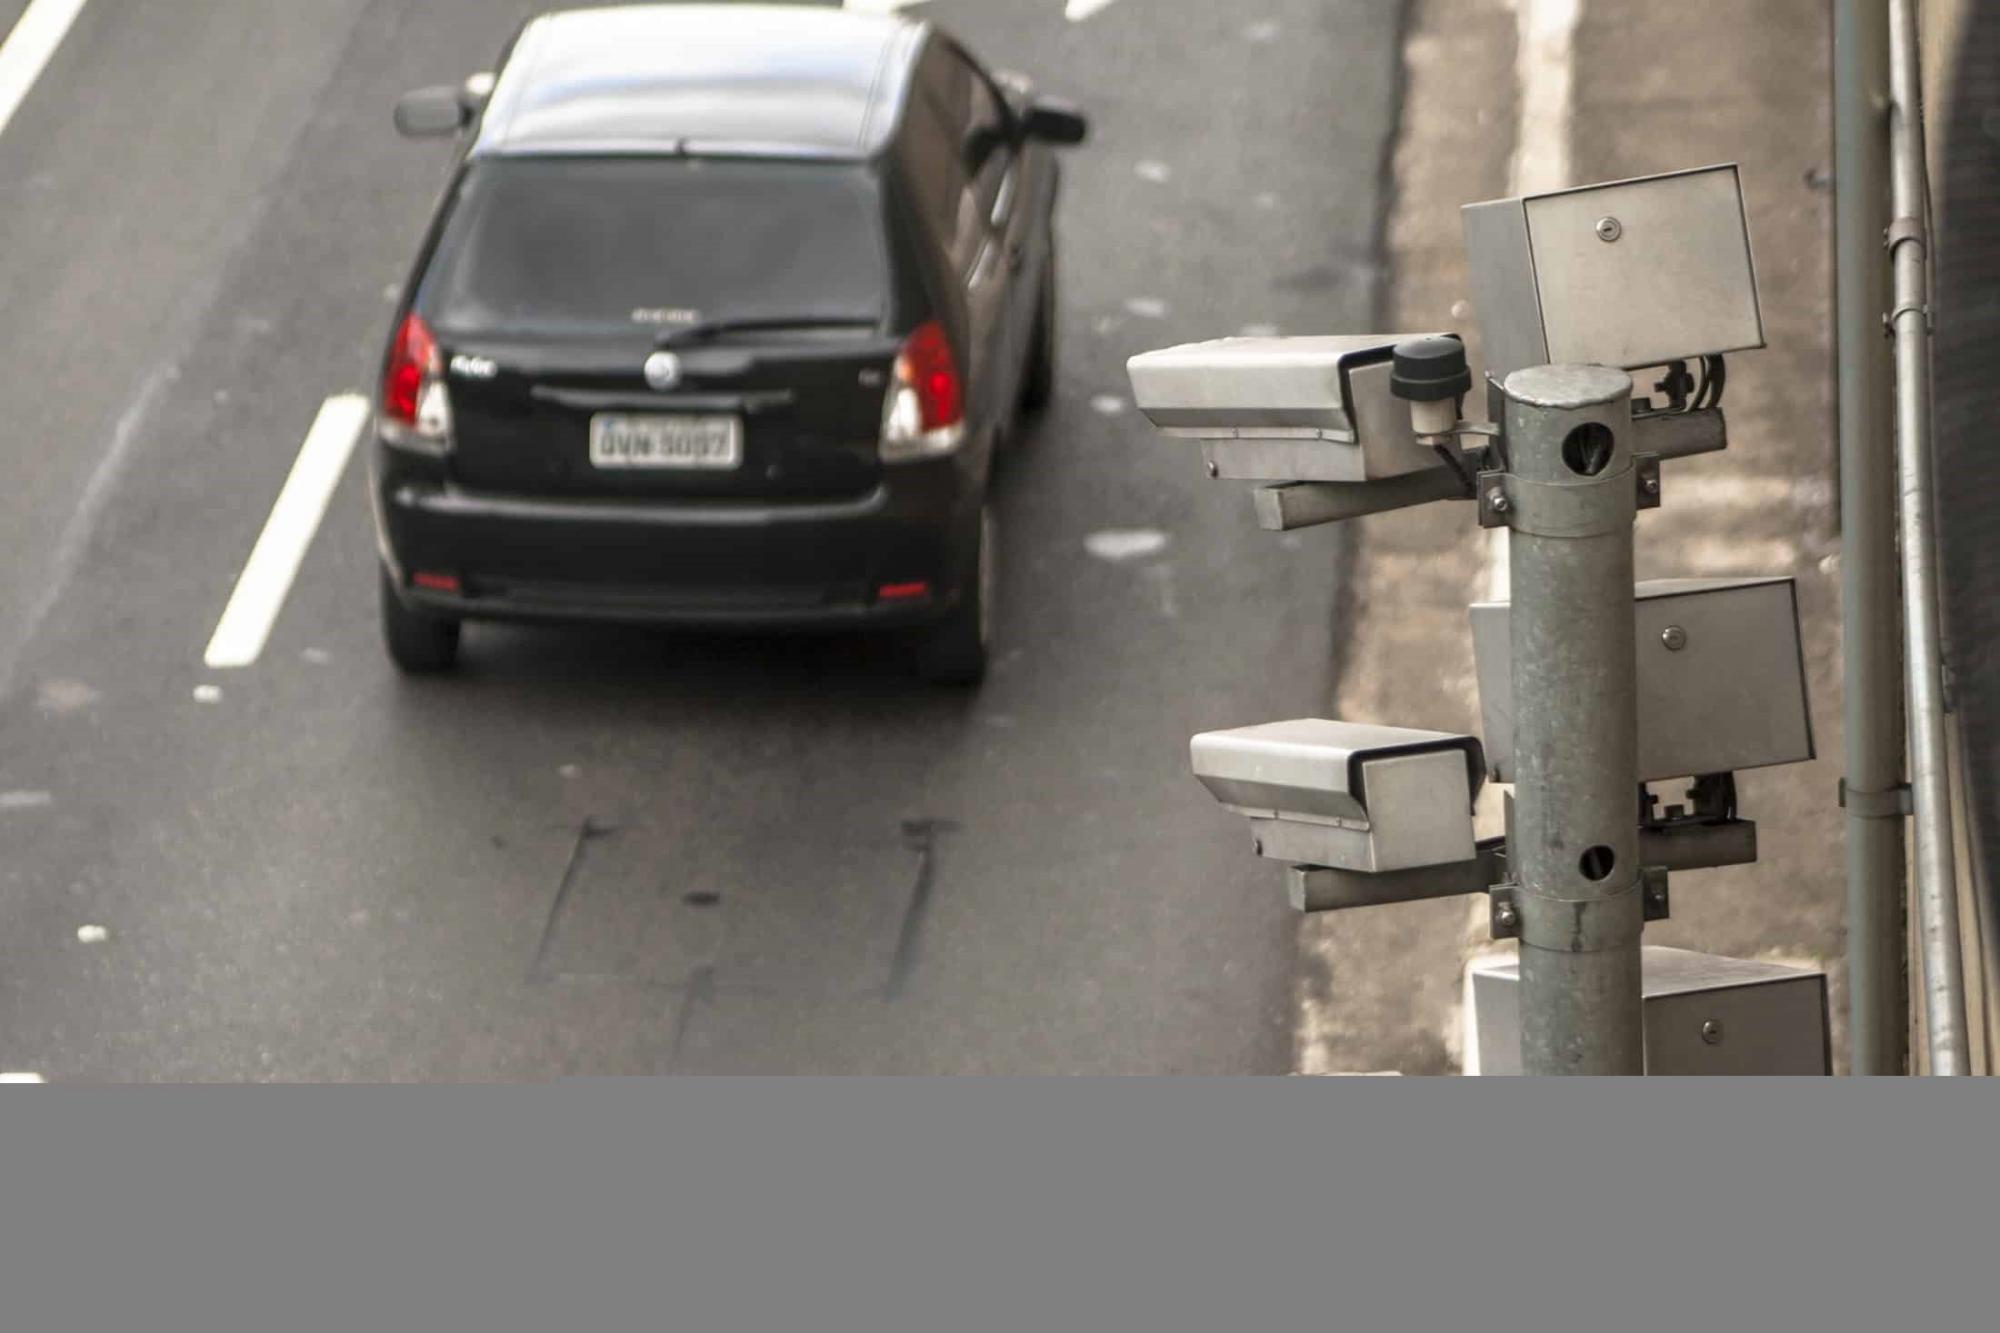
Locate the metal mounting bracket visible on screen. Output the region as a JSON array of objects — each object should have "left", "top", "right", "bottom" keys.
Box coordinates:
[{"left": 1840, "top": 779, "right": 1914, "bottom": 819}]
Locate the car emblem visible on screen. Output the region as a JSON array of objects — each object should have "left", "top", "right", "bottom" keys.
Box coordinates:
[{"left": 643, "top": 351, "right": 683, "bottom": 391}]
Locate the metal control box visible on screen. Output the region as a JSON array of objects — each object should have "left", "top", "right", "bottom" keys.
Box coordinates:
[
  {"left": 1462, "top": 164, "right": 1765, "bottom": 379},
  {"left": 1190, "top": 719, "right": 1484, "bottom": 872},
  {"left": 1471, "top": 576, "right": 1813, "bottom": 783},
  {"left": 1468, "top": 947, "right": 1830, "bottom": 1075},
  {"left": 1126, "top": 335, "right": 1459, "bottom": 482}
]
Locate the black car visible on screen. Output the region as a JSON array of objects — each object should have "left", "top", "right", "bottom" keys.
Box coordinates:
[{"left": 370, "top": 3, "right": 1085, "bottom": 684}]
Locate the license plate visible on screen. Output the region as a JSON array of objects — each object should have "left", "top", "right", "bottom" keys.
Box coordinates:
[{"left": 588, "top": 413, "right": 743, "bottom": 470}]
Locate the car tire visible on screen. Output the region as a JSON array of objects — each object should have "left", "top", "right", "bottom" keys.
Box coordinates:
[
  {"left": 380, "top": 567, "right": 461, "bottom": 674},
  {"left": 1018, "top": 244, "right": 1057, "bottom": 417},
  {"left": 915, "top": 507, "right": 992, "bottom": 687}
]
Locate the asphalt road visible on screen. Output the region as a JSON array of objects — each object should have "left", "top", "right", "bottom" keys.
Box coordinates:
[{"left": 0, "top": 0, "right": 1401, "bottom": 1078}]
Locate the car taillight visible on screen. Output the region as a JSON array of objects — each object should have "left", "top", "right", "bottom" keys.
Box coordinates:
[
  {"left": 381, "top": 312, "right": 453, "bottom": 453},
  {"left": 879, "top": 320, "right": 965, "bottom": 462}
]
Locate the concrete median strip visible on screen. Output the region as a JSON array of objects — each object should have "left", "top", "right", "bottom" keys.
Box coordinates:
[{"left": 203, "top": 394, "right": 369, "bottom": 670}]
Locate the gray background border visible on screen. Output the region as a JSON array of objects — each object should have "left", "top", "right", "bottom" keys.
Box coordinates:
[{"left": 3, "top": 1079, "right": 1991, "bottom": 1332}]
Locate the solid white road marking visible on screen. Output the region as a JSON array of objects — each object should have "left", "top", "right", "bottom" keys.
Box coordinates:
[
  {"left": 1066, "top": 0, "right": 1123, "bottom": 20},
  {"left": 204, "top": 395, "right": 370, "bottom": 669},
  {"left": 1134, "top": 160, "right": 1172, "bottom": 184},
  {"left": 0, "top": 1072, "right": 46, "bottom": 1083},
  {"left": 0, "top": 0, "right": 88, "bottom": 142},
  {"left": 1, "top": 790, "right": 53, "bottom": 810},
  {"left": 1084, "top": 529, "right": 1169, "bottom": 562},
  {"left": 75, "top": 924, "right": 107, "bottom": 943},
  {"left": 1089, "top": 394, "right": 1128, "bottom": 416},
  {"left": 1123, "top": 296, "right": 1168, "bottom": 319}
]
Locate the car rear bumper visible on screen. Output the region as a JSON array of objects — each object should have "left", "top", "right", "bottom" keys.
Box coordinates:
[{"left": 372, "top": 448, "right": 974, "bottom": 630}]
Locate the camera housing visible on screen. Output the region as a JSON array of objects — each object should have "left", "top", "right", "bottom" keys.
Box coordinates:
[
  {"left": 1461, "top": 163, "right": 1765, "bottom": 380},
  {"left": 1470, "top": 576, "right": 1813, "bottom": 783},
  {"left": 1126, "top": 334, "right": 1463, "bottom": 483},
  {"left": 1190, "top": 719, "right": 1486, "bottom": 872}
]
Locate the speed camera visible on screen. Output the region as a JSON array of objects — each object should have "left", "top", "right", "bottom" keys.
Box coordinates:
[
  {"left": 1190, "top": 719, "right": 1486, "bottom": 873},
  {"left": 1126, "top": 334, "right": 1466, "bottom": 483}
]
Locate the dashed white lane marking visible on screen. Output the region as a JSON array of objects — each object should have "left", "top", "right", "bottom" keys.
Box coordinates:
[
  {"left": 1, "top": 790, "right": 53, "bottom": 811},
  {"left": 1090, "top": 394, "right": 1128, "bottom": 416},
  {"left": 75, "top": 924, "right": 107, "bottom": 943},
  {"left": 1066, "top": 0, "right": 1123, "bottom": 19},
  {"left": 1244, "top": 19, "right": 1281, "bottom": 43},
  {"left": 192, "top": 684, "right": 222, "bottom": 703},
  {"left": 1135, "top": 160, "right": 1172, "bottom": 184},
  {"left": 1084, "top": 529, "right": 1169, "bottom": 562},
  {"left": 1123, "top": 297, "right": 1168, "bottom": 319},
  {"left": 0, "top": 1072, "right": 47, "bottom": 1083},
  {"left": 36, "top": 678, "right": 97, "bottom": 713},
  {"left": 0, "top": 0, "right": 89, "bottom": 142},
  {"left": 204, "top": 394, "right": 370, "bottom": 669}
]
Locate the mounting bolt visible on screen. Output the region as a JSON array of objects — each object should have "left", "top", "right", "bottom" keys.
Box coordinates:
[
  {"left": 1596, "top": 216, "right": 1623, "bottom": 242},
  {"left": 1488, "top": 488, "right": 1510, "bottom": 514},
  {"left": 1642, "top": 475, "right": 1661, "bottom": 497},
  {"left": 1205, "top": 460, "right": 1220, "bottom": 479},
  {"left": 1495, "top": 902, "right": 1519, "bottom": 929},
  {"left": 1701, "top": 1019, "right": 1724, "bottom": 1046},
  {"left": 1661, "top": 625, "right": 1688, "bottom": 652}
]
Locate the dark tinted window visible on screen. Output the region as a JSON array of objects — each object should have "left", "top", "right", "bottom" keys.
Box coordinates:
[
  {"left": 421, "top": 157, "right": 888, "bottom": 336},
  {"left": 914, "top": 45, "right": 1011, "bottom": 275},
  {"left": 959, "top": 59, "right": 1011, "bottom": 219}
]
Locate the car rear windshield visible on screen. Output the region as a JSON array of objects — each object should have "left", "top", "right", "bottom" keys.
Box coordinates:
[{"left": 420, "top": 156, "right": 889, "bottom": 337}]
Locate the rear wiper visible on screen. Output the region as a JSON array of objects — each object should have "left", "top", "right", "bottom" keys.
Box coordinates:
[{"left": 653, "top": 314, "right": 881, "bottom": 348}]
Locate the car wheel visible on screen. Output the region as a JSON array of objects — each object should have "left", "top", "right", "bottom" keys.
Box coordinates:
[
  {"left": 915, "top": 506, "right": 993, "bottom": 686},
  {"left": 1018, "top": 245, "right": 1057, "bottom": 417},
  {"left": 380, "top": 566, "right": 461, "bottom": 674}
]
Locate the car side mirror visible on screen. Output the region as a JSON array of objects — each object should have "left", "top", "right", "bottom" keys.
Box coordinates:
[
  {"left": 1022, "top": 97, "right": 1088, "bottom": 146},
  {"left": 394, "top": 86, "right": 470, "bottom": 138}
]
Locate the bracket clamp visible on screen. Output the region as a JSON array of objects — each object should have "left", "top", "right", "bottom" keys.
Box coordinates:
[
  {"left": 1840, "top": 779, "right": 1913, "bottom": 819},
  {"left": 1884, "top": 216, "right": 1926, "bottom": 254},
  {"left": 1477, "top": 466, "right": 1638, "bottom": 537},
  {"left": 1489, "top": 869, "right": 1668, "bottom": 941}
]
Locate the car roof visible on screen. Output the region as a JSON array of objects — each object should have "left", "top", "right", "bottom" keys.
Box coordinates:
[{"left": 472, "top": 4, "right": 929, "bottom": 161}]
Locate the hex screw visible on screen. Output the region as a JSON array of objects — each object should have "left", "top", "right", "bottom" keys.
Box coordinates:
[
  {"left": 1661, "top": 625, "right": 1688, "bottom": 652},
  {"left": 1206, "top": 460, "right": 1220, "bottom": 479},
  {"left": 1488, "top": 488, "right": 1510, "bottom": 514},
  {"left": 1495, "top": 902, "right": 1519, "bottom": 930},
  {"left": 1642, "top": 475, "right": 1661, "bottom": 497},
  {"left": 1701, "top": 1019, "right": 1724, "bottom": 1046},
  {"left": 1646, "top": 883, "right": 1667, "bottom": 907},
  {"left": 1596, "top": 216, "right": 1623, "bottom": 242}
]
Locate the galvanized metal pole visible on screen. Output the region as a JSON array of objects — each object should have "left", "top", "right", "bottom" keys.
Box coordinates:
[
  {"left": 1886, "top": 0, "right": 1970, "bottom": 1074},
  {"left": 1502, "top": 365, "right": 1645, "bottom": 1076},
  {"left": 1834, "top": 0, "right": 1911, "bottom": 1075}
]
